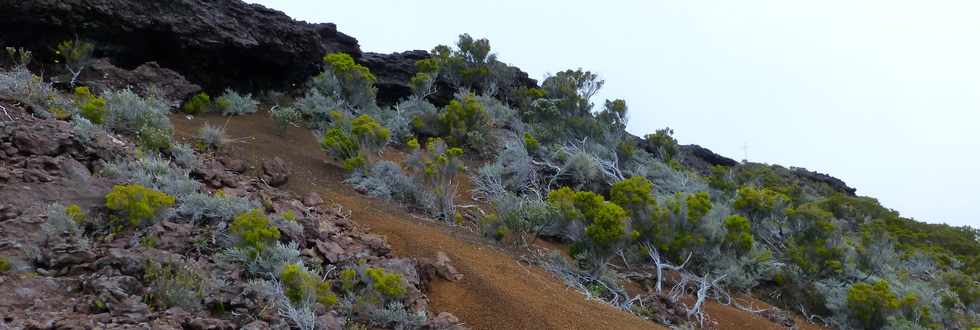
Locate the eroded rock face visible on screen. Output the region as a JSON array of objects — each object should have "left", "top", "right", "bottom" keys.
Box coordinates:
[
  {"left": 0, "top": 0, "right": 360, "bottom": 92},
  {"left": 678, "top": 144, "right": 739, "bottom": 170}
]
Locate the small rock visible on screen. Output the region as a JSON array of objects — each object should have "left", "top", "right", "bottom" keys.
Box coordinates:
[
  {"left": 241, "top": 321, "right": 270, "bottom": 330},
  {"left": 418, "top": 251, "right": 463, "bottom": 287},
  {"left": 218, "top": 157, "right": 247, "bottom": 174},
  {"left": 302, "top": 192, "right": 324, "bottom": 207},
  {"left": 220, "top": 175, "right": 239, "bottom": 188},
  {"left": 362, "top": 234, "right": 391, "bottom": 255},
  {"left": 315, "top": 240, "right": 345, "bottom": 263},
  {"left": 434, "top": 252, "right": 463, "bottom": 282},
  {"left": 426, "top": 312, "right": 465, "bottom": 330},
  {"left": 261, "top": 157, "right": 290, "bottom": 187}
]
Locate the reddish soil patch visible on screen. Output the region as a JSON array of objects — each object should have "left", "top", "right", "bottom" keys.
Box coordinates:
[{"left": 172, "top": 111, "right": 657, "bottom": 330}]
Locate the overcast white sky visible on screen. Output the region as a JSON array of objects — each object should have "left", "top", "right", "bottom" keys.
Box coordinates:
[{"left": 250, "top": 0, "right": 979, "bottom": 228}]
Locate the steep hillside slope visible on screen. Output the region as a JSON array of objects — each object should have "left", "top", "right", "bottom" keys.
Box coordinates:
[{"left": 1, "top": 0, "right": 977, "bottom": 329}]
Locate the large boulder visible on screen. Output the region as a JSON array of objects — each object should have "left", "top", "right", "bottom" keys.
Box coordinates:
[
  {"left": 260, "top": 156, "right": 290, "bottom": 187},
  {"left": 0, "top": 0, "right": 360, "bottom": 92}
]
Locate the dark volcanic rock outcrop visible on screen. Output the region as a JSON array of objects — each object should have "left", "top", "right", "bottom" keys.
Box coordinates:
[
  {"left": 361, "top": 50, "right": 431, "bottom": 105},
  {"left": 0, "top": 0, "right": 359, "bottom": 92},
  {"left": 361, "top": 50, "right": 539, "bottom": 106},
  {"left": 678, "top": 144, "right": 739, "bottom": 173},
  {"left": 82, "top": 58, "right": 202, "bottom": 106},
  {"left": 2, "top": 0, "right": 538, "bottom": 105}
]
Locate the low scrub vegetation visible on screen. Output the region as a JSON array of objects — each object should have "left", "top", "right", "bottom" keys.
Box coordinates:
[
  {"left": 216, "top": 88, "right": 258, "bottom": 116},
  {"left": 105, "top": 184, "right": 175, "bottom": 228},
  {"left": 3, "top": 29, "right": 969, "bottom": 330},
  {"left": 181, "top": 92, "right": 212, "bottom": 115},
  {"left": 320, "top": 111, "right": 390, "bottom": 171}
]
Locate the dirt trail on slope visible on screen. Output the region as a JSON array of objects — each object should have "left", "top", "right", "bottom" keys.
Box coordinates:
[{"left": 172, "top": 112, "right": 658, "bottom": 330}]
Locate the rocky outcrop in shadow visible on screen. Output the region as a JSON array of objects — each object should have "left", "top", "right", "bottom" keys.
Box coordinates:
[{"left": 0, "top": 0, "right": 359, "bottom": 92}]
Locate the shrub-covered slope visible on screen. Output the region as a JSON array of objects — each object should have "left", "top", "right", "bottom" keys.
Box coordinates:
[{"left": 0, "top": 0, "right": 976, "bottom": 329}]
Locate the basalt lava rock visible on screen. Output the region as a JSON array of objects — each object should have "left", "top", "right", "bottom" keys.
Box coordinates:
[{"left": 0, "top": 0, "right": 360, "bottom": 92}]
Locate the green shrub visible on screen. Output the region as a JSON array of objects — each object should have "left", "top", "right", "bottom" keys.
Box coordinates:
[
  {"left": 352, "top": 114, "right": 391, "bottom": 146},
  {"left": 723, "top": 215, "right": 753, "bottom": 256},
  {"left": 103, "top": 89, "right": 172, "bottom": 136},
  {"left": 439, "top": 93, "right": 491, "bottom": 151},
  {"left": 229, "top": 209, "right": 280, "bottom": 254},
  {"left": 337, "top": 266, "right": 409, "bottom": 313},
  {"left": 55, "top": 39, "right": 94, "bottom": 87},
  {"left": 5, "top": 46, "right": 32, "bottom": 68},
  {"left": 644, "top": 127, "right": 678, "bottom": 161},
  {"left": 942, "top": 271, "right": 980, "bottom": 307},
  {"left": 65, "top": 204, "right": 87, "bottom": 224},
  {"left": 138, "top": 126, "right": 172, "bottom": 152},
  {"left": 176, "top": 192, "right": 258, "bottom": 224},
  {"left": 610, "top": 176, "right": 655, "bottom": 217},
  {"left": 364, "top": 267, "right": 406, "bottom": 299},
  {"left": 523, "top": 132, "right": 540, "bottom": 154},
  {"left": 685, "top": 192, "right": 712, "bottom": 223},
  {"left": 321, "top": 111, "right": 390, "bottom": 172},
  {"left": 281, "top": 210, "right": 297, "bottom": 222},
  {"left": 0, "top": 257, "right": 10, "bottom": 272},
  {"left": 345, "top": 160, "right": 419, "bottom": 203},
  {"left": 541, "top": 69, "right": 604, "bottom": 116},
  {"left": 0, "top": 67, "right": 64, "bottom": 112},
  {"left": 216, "top": 89, "right": 258, "bottom": 116},
  {"left": 486, "top": 193, "right": 554, "bottom": 246},
  {"left": 547, "top": 186, "right": 628, "bottom": 273},
  {"left": 270, "top": 106, "right": 300, "bottom": 136},
  {"left": 74, "top": 87, "right": 105, "bottom": 124},
  {"left": 707, "top": 165, "right": 736, "bottom": 192},
  {"left": 521, "top": 72, "right": 610, "bottom": 144},
  {"left": 847, "top": 280, "right": 900, "bottom": 329},
  {"left": 409, "top": 58, "right": 439, "bottom": 98},
  {"left": 101, "top": 154, "right": 200, "bottom": 199},
  {"left": 428, "top": 34, "right": 498, "bottom": 92},
  {"left": 279, "top": 263, "right": 337, "bottom": 308},
  {"left": 323, "top": 53, "right": 376, "bottom": 108},
  {"left": 783, "top": 202, "right": 845, "bottom": 277},
  {"left": 181, "top": 92, "right": 211, "bottom": 115},
  {"left": 197, "top": 122, "right": 226, "bottom": 150},
  {"left": 105, "top": 184, "right": 175, "bottom": 227},
  {"left": 598, "top": 99, "right": 628, "bottom": 130},
  {"left": 143, "top": 260, "right": 205, "bottom": 310},
  {"left": 140, "top": 234, "right": 158, "bottom": 248},
  {"left": 339, "top": 268, "right": 358, "bottom": 292},
  {"left": 322, "top": 127, "right": 358, "bottom": 167},
  {"left": 406, "top": 138, "right": 464, "bottom": 221},
  {"left": 584, "top": 202, "right": 628, "bottom": 254},
  {"left": 645, "top": 192, "right": 713, "bottom": 261},
  {"left": 607, "top": 178, "right": 709, "bottom": 261},
  {"left": 734, "top": 186, "right": 788, "bottom": 221}
]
